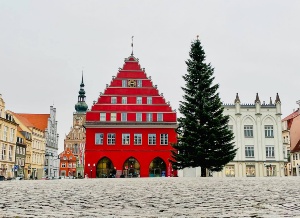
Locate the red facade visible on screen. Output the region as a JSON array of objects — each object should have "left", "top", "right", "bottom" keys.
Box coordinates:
[{"left": 84, "top": 55, "right": 177, "bottom": 178}]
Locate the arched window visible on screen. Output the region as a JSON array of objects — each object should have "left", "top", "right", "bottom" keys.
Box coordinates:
[
  {"left": 122, "top": 157, "right": 140, "bottom": 178},
  {"left": 96, "top": 157, "right": 115, "bottom": 178},
  {"left": 149, "top": 157, "right": 166, "bottom": 177}
]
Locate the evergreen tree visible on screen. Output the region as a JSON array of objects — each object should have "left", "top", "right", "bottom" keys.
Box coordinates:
[{"left": 171, "top": 38, "right": 237, "bottom": 177}]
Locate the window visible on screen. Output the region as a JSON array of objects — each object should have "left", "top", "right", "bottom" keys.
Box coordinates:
[
  {"left": 3, "top": 126, "right": 8, "bottom": 141},
  {"left": 17, "top": 147, "right": 19, "bottom": 154},
  {"left": 95, "top": 133, "right": 103, "bottom": 145},
  {"left": 73, "top": 163, "right": 76, "bottom": 168},
  {"left": 136, "top": 97, "right": 142, "bottom": 104},
  {"left": 266, "top": 165, "right": 276, "bottom": 176},
  {"left": 107, "top": 133, "right": 116, "bottom": 145},
  {"left": 122, "top": 134, "right": 130, "bottom": 145},
  {"left": 148, "top": 134, "right": 156, "bottom": 145},
  {"left": 1, "top": 144, "right": 6, "bottom": 160},
  {"left": 228, "top": 125, "right": 233, "bottom": 132},
  {"left": 136, "top": 113, "right": 142, "bottom": 122},
  {"left": 147, "top": 97, "right": 152, "bottom": 104},
  {"left": 245, "top": 146, "right": 254, "bottom": 157},
  {"left": 134, "top": 134, "right": 142, "bottom": 145},
  {"left": 246, "top": 165, "right": 255, "bottom": 177},
  {"left": 266, "top": 146, "right": 275, "bottom": 158},
  {"left": 225, "top": 165, "right": 235, "bottom": 177},
  {"left": 137, "top": 80, "right": 142, "bottom": 87},
  {"left": 100, "top": 113, "right": 106, "bottom": 121},
  {"left": 265, "top": 125, "right": 274, "bottom": 138},
  {"left": 68, "top": 163, "right": 72, "bottom": 168},
  {"left": 10, "top": 128, "right": 15, "bottom": 142},
  {"left": 8, "top": 145, "right": 12, "bottom": 161},
  {"left": 160, "top": 134, "right": 168, "bottom": 145},
  {"left": 121, "top": 113, "right": 127, "bottom": 122},
  {"left": 110, "top": 113, "right": 116, "bottom": 121},
  {"left": 146, "top": 113, "right": 153, "bottom": 122},
  {"left": 244, "top": 125, "right": 253, "bottom": 137},
  {"left": 62, "top": 163, "right": 66, "bottom": 168},
  {"left": 122, "top": 97, "right": 127, "bottom": 104},
  {"left": 111, "top": 97, "right": 117, "bottom": 104},
  {"left": 157, "top": 113, "right": 163, "bottom": 122},
  {"left": 122, "top": 80, "right": 127, "bottom": 87}
]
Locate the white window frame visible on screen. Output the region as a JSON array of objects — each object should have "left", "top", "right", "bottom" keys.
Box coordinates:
[
  {"left": 157, "top": 113, "right": 163, "bottom": 122},
  {"left": 122, "top": 80, "right": 127, "bottom": 87},
  {"left": 110, "top": 113, "right": 116, "bottom": 122},
  {"left": 121, "top": 113, "right": 127, "bottom": 122},
  {"left": 146, "top": 113, "right": 153, "bottom": 122},
  {"left": 136, "top": 113, "right": 142, "bottom": 122},
  {"left": 245, "top": 146, "right": 254, "bottom": 157},
  {"left": 134, "top": 134, "right": 142, "bottom": 145},
  {"left": 122, "top": 134, "right": 130, "bottom": 145},
  {"left": 3, "top": 126, "right": 8, "bottom": 141},
  {"left": 244, "top": 125, "right": 253, "bottom": 138},
  {"left": 8, "top": 145, "right": 12, "bottom": 161},
  {"left": 2, "top": 144, "right": 6, "bottom": 160},
  {"left": 111, "top": 97, "right": 117, "bottom": 104},
  {"left": 122, "top": 97, "right": 127, "bottom": 104},
  {"left": 107, "top": 133, "right": 116, "bottom": 145},
  {"left": 137, "top": 80, "right": 142, "bottom": 87},
  {"left": 100, "top": 113, "right": 106, "bottom": 121},
  {"left": 148, "top": 134, "right": 156, "bottom": 145},
  {"left": 147, "top": 97, "right": 152, "bottom": 104},
  {"left": 136, "top": 97, "right": 142, "bottom": 104},
  {"left": 95, "top": 133, "right": 104, "bottom": 145},
  {"left": 266, "top": 146, "right": 275, "bottom": 158},
  {"left": 160, "top": 134, "right": 168, "bottom": 145},
  {"left": 265, "top": 125, "right": 274, "bottom": 138}
]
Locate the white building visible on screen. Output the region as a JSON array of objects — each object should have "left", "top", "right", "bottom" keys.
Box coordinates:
[{"left": 178, "top": 93, "right": 286, "bottom": 177}]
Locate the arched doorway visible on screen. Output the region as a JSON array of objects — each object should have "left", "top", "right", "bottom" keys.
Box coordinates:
[
  {"left": 122, "top": 157, "right": 140, "bottom": 178},
  {"left": 96, "top": 157, "right": 115, "bottom": 178},
  {"left": 149, "top": 157, "right": 166, "bottom": 177}
]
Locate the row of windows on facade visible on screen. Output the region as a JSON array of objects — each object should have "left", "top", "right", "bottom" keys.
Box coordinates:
[
  {"left": 229, "top": 125, "right": 275, "bottom": 138},
  {"left": 292, "top": 153, "right": 300, "bottom": 160},
  {"left": 99, "top": 112, "right": 164, "bottom": 122},
  {"left": 244, "top": 146, "right": 277, "bottom": 158},
  {"left": 110, "top": 96, "right": 155, "bottom": 104},
  {"left": 0, "top": 125, "right": 16, "bottom": 142},
  {"left": 224, "top": 165, "right": 277, "bottom": 177},
  {"left": 61, "top": 163, "right": 76, "bottom": 168},
  {"left": 1, "top": 144, "right": 14, "bottom": 161},
  {"left": 95, "top": 133, "right": 169, "bottom": 145},
  {"left": 16, "top": 157, "right": 25, "bottom": 166}
]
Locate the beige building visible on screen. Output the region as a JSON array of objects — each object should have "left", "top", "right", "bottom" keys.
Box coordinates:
[
  {"left": 0, "top": 94, "right": 18, "bottom": 179},
  {"left": 12, "top": 113, "right": 46, "bottom": 179}
]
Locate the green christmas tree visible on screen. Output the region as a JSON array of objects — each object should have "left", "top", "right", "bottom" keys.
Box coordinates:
[{"left": 171, "top": 38, "right": 237, "bottom": 177}]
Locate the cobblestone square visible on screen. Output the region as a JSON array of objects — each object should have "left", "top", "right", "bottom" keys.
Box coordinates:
[{"left": 1, "top": 177, "right": 300, "bottom": 217}]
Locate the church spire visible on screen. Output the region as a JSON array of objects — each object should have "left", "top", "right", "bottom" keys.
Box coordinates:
[{"left": 75, "top": 72, "right": 88, "bottom": 113}]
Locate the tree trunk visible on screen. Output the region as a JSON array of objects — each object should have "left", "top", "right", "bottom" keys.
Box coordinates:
[{"left": 201, "top": 167, "right": 207, "bottom": 177}]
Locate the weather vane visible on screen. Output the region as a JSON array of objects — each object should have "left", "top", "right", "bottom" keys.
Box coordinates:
[{"left": 131, "top": 36, "right": 134, "bottom": 56}]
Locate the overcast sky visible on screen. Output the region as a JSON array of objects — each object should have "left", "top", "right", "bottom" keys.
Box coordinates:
[{"left": 1, "top": 1, "right": 299, "bottom": 152}]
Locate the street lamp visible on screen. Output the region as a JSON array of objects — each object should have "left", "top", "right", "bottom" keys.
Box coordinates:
[{"left": 88, "top": 163, "right": 95, "bottom": 178}]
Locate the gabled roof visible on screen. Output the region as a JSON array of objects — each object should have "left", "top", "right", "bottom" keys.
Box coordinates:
[
  {"left": 282, "top": 108, "right": 299, "bottom": 121},
  {"left": 15, "top": 113, "right": 49, "bottom": 131},
  {"left": 291, "top": 140, "right": 300, "bottom": 153}
]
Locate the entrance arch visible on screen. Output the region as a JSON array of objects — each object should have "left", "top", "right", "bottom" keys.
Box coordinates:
[
  {"left": 122, "top": 157, "right": 140, "bottom": 178},
  {"left": 96, "top": 157, "right": 115, "bottom": 178},
  {"left": 149, "top": 157, "right": 166, "bottom": 177}
]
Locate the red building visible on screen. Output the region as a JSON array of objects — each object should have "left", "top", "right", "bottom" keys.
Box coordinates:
[
  {"left": 59, "top": 148, "right": 77, "bottom": 178},
  {"left": 84, "top": 54, "right": 177, "bottom": 178}
]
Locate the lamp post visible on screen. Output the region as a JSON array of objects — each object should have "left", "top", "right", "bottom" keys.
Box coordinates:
[{"left": 88, "top": 163, "right": 95, "bottom": 178}]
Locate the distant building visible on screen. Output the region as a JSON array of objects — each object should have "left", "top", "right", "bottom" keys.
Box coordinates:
[
  {"left": 84, "top": 54, "right": 177, "bottom": 178},
  {"left": 214, "top": 93, "right": 286, "bottom": 177},
  {"left": 282, "top": 101, "right": 300, "bottom": 176},
  {"left": 59, "top": 148, "right": 77, "bottom": 178},
  {"left": 63, "top": 74, "right": 87, "bottom": 178},
  {"left": 15, "top": 128, "right": 27, "bottom": 178},
  {"left": 0, "top": 94, "right": 18, "bottom": 179}
]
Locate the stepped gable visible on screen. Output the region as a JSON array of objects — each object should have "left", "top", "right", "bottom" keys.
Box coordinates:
[{"left": 88, "top": 55, "right": 175, "bottom": 121}]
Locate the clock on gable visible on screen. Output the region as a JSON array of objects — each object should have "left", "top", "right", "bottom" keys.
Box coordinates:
[{"left": 128, "top": 79, "right": 137, "bottom": 87}]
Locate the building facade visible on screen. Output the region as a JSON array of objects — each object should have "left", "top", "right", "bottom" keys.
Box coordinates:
[
  {"left": 15, "top": 129, "right": 27, "bottom": 178},
  {"left": 59, "top": 148, "right": 77, "bottom": 178},
  {"left": 0, "top": 94, "right": 18, "bottom": 179},
  {"left": 63, "top": 75, "right": 87, "bottom": 178},
  {"left": 214, "top": 93, "right": 286, "bottom": 177},
  {"left": 84, "top": 54, "right": 177, "bottom": 178},
  {"left": 282, "top": 101, "right": 300, "bottom": 176},
  {"left": 44, "top": 106, "right": 59, "bottom": 178}
]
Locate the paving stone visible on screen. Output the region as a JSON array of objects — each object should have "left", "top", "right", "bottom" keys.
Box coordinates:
[{"left": 0, "top": 177, "right": 300, "bottom": 217}]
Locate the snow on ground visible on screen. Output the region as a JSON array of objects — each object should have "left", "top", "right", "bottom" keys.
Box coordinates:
[{"left": 1, "top": 177, "right": 300, "bottom": 217}]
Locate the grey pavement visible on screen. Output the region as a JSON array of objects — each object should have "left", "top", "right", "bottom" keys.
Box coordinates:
[{"left": 1, "top": 177, "right": 300, "bottom": 218}]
